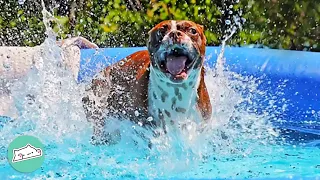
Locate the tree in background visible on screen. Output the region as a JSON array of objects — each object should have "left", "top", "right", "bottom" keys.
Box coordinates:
[{"left": 0, "top": 0, "right": 319, "bottom": 51}]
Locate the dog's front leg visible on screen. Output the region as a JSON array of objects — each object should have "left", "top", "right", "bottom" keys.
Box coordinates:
[
  {"left": 82, "top": 95, "right": 121, "bottom": 145},
  {"left": 83, "top": 70, "right": 122, "bottom": 145}
]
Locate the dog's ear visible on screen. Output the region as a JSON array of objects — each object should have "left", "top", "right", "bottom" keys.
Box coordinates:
[
  {"left": 146, "top": 30, "right": 153, "bottom": 49},
  {"left": 148, "top": 26, "right": 157, "bottom": 35},
  {"left": 197, "top": 67, "right": 212, "bottom": 121},
  {"left": 147, "top": 25, "right": 157, "bottom": 49}
]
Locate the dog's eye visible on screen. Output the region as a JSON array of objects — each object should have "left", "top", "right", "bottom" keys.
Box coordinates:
[
  {"left": 158, "top": 25, "right": 168, "bottom": 36},
  {"left": 157, "top": 30, "right": 164, "bottom": 37},
  {"left": 189, "top": 27, "right": 198, "bottom": 35},
  {"left": 159, "top": 27, "right": 166, "bottom": 33}
]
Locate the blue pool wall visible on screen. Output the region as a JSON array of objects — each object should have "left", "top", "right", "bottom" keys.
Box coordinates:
[{"left": 79, "top": 46, "right": 320, "bottom": 133}]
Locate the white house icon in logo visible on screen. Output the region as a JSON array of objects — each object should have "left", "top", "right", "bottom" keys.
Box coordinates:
[{"left": 12, "top": 144, "right": 43, "bottom": 163}]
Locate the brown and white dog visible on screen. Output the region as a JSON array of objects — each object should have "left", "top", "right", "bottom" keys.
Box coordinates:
[{"left": 82, "top": 20, "right": 212, "bottom": 145}]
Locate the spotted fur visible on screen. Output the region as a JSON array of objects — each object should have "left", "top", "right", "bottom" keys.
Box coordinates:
[{"left": 148, "top": 64, "right": 203, "bottom": 132}]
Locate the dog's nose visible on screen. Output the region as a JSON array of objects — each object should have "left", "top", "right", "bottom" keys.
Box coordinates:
[{"left": 169, "top": 30, "right": 183, "bottom": 42}]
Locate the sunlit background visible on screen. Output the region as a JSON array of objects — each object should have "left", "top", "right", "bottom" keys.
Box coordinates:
[{"left": 0, "top": 0, "right": 319, "bottom": 51}]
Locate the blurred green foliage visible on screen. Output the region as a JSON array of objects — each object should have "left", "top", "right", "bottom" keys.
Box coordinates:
[
  {"left": 0, "top": 0, "right": 319, "bottom": 51},
  {"left": 0, "top": 0, "right": 45, "bottom": 46}
]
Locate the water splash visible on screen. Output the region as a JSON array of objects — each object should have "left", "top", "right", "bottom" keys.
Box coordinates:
[
  {"left": 0, "top": 2, "right": 286, "bottom": 180},
  {"left": 0, "top": 3, "right": 89, "bottom": 145}
]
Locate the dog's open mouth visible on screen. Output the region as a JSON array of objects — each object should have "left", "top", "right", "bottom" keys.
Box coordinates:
[{"left": 159, "top": 51, "right": 194, "bottom": 81}]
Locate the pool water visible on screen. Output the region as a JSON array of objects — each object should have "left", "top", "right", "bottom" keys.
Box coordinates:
[
  {"left": 0, "top": 123, "right": 319, "bottom": 179},
  {"left": 0, "top": 114, "right": 320, "bottom": 180},
  {"left": 0, "top": 8, "right": 320, "bottom": 180}
]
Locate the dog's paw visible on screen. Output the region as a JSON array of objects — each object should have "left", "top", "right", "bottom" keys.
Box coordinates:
[{"left": 57, "top": 37, "right": 98, "bottom": 49}]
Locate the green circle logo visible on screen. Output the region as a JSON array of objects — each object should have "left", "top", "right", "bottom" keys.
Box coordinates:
[{"left": 7, "top": 135, "right": 45, "bottom": 173}]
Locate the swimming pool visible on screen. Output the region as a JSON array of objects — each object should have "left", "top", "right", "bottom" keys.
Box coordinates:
[
  {"left": 0, "top": 125, "right": 319, "bottom": 179},
  {"left": 0, "top": 37, "right": 320, "bottom": 179}
]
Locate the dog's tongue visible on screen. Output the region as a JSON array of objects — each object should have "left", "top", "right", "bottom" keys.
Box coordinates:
[{"left": 166, "top": 55, "right": 187, "bottom": 75}]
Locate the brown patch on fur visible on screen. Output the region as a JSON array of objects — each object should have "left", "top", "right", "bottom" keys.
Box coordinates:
[
  {"left": 83, "top": 50, "right": 151, "bottom": 128},
  {"left": 177, "top": 93, "right": 182, "bottom": 101},
  {"left": 153, "top": 92, "right": 157, "bottom": 99},
  {"left": 164, "top": 110, "right": 171, "bottom": 117},
  {"left": 196, "top": 67, "right": 212, "bottom": 120},
  {"left": 181, "top": 83, "right": 187, "bottom": 90},
  {"left": 158, "top": 110, "right": 164, "bottom": 120},
  {"left": 170, "top": 120, "right": 174, "bottom": 125},
  {"left": 171, "top": 97, "right": 177, "bottom": 110},
  {"left": 175, "top": 107, "right": 187, "bottom": 113},
  {"left": 174, "top": 88, "right": 179, "bottom": 96},
  {"left": 161, "top": 92, "right": 168, "bottom": 102},
  {"left": 174, "top": 87, "right": 182, "bottom": 101}
]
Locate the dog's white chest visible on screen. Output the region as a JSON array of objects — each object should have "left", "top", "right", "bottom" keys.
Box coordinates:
[{"left": 148, "top": 69, "right": 202, "bottom": 129}]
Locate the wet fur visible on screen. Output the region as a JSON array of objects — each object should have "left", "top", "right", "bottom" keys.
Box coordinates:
[{"left": 82, "top": 20, "right": 212, "bottom": 145}]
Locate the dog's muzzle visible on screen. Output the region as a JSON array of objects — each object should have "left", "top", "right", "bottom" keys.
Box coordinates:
[{"left": 156, "top": 45, "right": 199, "bottom": 82}]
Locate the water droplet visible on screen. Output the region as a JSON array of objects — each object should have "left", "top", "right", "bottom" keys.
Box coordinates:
[
  {"left": 134, "top": 110, "right": 140, "bottom": 117},
  {"left": 119, "top": 61, "right": 125, "bottom": 66},
  {"left": 225, "top": 20, "right": 231, "bottom": 25},
  {"left": 147, "top": 117, "right": 153, "bottom": 122},
  {"left": 18, "top": 0, "right": 25, "bottom": 5}
]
